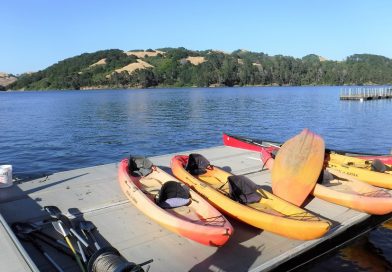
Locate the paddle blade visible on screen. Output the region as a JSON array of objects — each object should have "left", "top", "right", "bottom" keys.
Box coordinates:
[
  {"left": 44, "top": 206, "right": 62, "bottom": 219},
  {"left": 79, "top": 221, "right": 96, "bottom": 232},
  {"left": 51, "top": 221, "right": 70, "bottom": 237},
  {"left": 272, "top": 129, "right": 325, "bottom": 206}
]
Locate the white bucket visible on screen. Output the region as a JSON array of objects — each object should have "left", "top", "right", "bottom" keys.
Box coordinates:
[{"left": 0, "top": 165, "right": 13, "bottom": 188}]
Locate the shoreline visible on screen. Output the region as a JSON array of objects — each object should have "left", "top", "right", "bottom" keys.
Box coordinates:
[{"left": 3, "top": 83, "right": 392, "bottom": 92}]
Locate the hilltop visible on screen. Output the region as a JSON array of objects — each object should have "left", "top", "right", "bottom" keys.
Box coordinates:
[
  {"left": 0, "top": 72, "right": 17, "bottom": 90},
  {"left": 7, "top": 48, "right": 392, "bottom": 90}
]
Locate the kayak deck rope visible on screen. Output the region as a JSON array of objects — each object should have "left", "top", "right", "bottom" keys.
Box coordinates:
[
  {"left": 190, "top": 215, "right": 227, "bottom": 226},
  {"left": 283, "top": 211, "right": 325, "bottom": 221},
  {"left": 360, "top": 189, "right": 391, "bottom": 198}
]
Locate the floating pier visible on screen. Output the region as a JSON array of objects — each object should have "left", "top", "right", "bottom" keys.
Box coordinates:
[
  {"left": 0, "top": 146, "right": 391, "bottom": 271},
  {"left": 340, "top": 87, "right": 392, "bottom": 101}
]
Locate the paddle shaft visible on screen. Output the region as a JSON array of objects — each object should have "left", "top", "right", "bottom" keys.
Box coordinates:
[
  {"left": 64, "top": 235, "right": 86, "bottom": 272},
  {"left": 28, "top": 237, "right": 64, "bottom": 272},
  {"left": 32, "top": 232, "right": 74, "bottom": 258}
]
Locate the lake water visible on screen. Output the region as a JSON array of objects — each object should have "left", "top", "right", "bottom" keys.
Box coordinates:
[{"left": 1, "top": 86, "right": 392, "bottom": 270}]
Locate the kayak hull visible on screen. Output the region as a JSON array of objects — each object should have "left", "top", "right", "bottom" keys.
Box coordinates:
[
  {"left": 312, "top": 181, "right": 392, "bottom": 215},
  {"left": 118, "top": 159, "right": 233, "bottom": 246},
  {"left": 223, "top": 133, "right": 392, "bottom": 190},
  {"left": 259, "top": 147, "right": 392, "bottom": 215},
  {"left": 171, "top": 155, "right": 330, "bottom": 240},
  {"left": 223, "top": 133, "right": 392, "bottom": 164},
  {"left": 326, "top": 159, "right": 392, "bottom": 189}
]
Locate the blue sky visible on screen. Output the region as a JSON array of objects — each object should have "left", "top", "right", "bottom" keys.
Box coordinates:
[{"left": 2, "top": 0, "right": 392, "bottom": 74}]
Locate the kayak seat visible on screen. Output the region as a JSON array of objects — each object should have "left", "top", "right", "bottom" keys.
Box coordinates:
[
  {"left": 371, "top": 159, "right": 392, "bottom": 173},
  {"left": 228, "top": 175, "right": 263, "bottom": 204},
  {"left": 186, "top": 153, "right": 210, "bottom": 175},
  {"left": 128, "top": 155, "right": 153, "bottom": 177},
  {"left": 317, "top": 170, "right": 335, "bottom": 184},
  {"left": 156, "top": 181, "right": 191, "bottom": 209}
]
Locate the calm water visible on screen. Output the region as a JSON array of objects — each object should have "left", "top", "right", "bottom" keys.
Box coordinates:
[{"left": 1, "top": 86, "right": 392, "bottom": 270}]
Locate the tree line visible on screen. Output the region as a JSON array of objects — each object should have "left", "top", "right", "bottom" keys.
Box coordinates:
[{"left": 7, "top": 48, "right": 392, "bottom": 90}]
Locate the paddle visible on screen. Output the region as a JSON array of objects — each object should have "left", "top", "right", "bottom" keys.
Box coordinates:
[
  {"left": 270, "top": 129, "right": 325, "bottom": 206},
  {"left": 79, "top": 220, "right": 101, "bottom": 250},
  {"left": 44, "top": 206, "right": 87, "bottom": 272},
  {"left": 12, "top": 223, "right": 64, "bottom": 272},
  {"left": 44, "top": 206, "right": 91, "bottom": 250},
  {"left": 51, "top": 220, "right": 86, "bottom": 272},
  {"left": 12, "top": 222, "right": 74, "bottom": 258}
]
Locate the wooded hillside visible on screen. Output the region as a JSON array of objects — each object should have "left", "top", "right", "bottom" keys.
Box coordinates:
[{"left": 8, "top": 48, "right": 392, "bottom": 90}]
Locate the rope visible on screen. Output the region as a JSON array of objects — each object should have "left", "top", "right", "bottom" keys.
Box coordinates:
[
  {"left": 189, "top": 215, "right": 226, "bottom": 226},
  {"left": 282, "top": 211, "right": 325, "bottom": 221},
  {"left": 89, "top": 247, "right": 146, "bottom": 272}
]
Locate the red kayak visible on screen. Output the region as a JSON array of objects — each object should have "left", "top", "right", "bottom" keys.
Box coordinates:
[{"left": 223, "top": 133, "right": 392, "bottom": 165}]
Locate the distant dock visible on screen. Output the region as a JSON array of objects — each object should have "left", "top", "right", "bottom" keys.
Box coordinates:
[{"left": 340, "top": 87, "right": 392, "bottom": 101}]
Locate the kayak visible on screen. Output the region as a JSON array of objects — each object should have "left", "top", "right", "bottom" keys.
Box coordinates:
[
  {"left": 171, "top": 154, "right": 331, "bottom": 240},
  {"left": 224, "top": 133, "right": 392, "bottom": 190},
  {"left": 260, "top": 146, "right": 392, "bottom": 215},
  {"left": 118, "top": 158, "right": 233, "bottom": 246},
  {"left": 328, "top": 152, "right": 392, "bottom": 169},
  {"left": 326, "top": 158, "right": 392, "bottom": 189},
  {"left": 271, "top": 129, "right": 325, "bottom": 206},
  {"left": 223, "top": 133, "right": 277, "bottom": 153},
  {"left": 223, "top": 133, "right": 392, "bottom": 164}
]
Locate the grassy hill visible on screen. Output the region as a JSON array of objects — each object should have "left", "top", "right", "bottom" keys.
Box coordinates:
[
  {"left": 7, "top": 48, "right": 392, "bottom": 90},
  {"left": 0, "top": 72, "right": 17, "bottom": 90}
]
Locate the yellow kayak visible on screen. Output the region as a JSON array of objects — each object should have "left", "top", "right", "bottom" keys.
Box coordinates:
[
  {"left": 327, "top": 153, "right": 392, "bottom": 189},
  {"left": 329, "top": 153, "right": 392, "bottom": 169},
  {"left": 171, "top": 154, "right": 331, "bottom": 240}
]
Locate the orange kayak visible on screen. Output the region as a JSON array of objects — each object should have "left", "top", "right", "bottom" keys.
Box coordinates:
[
  {"left": 171, "top": 155, "right": 331, "bottom": 240},
  {"left": 118, "top": 158, "right": 233, "bottom": 246},
  {"left": 261, "top": 147, "right": 392, "bottom": 215}
]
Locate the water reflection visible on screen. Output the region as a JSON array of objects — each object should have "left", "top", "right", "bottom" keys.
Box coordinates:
[
  {"left": 305, "top": 231, "right": 392, "bottom": 272},
  {"left": 340, "top": 234, "right": 392, "bottom": 272},
  {"left": 382, "top": 219, "right": 392, "bottom": 230}
]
